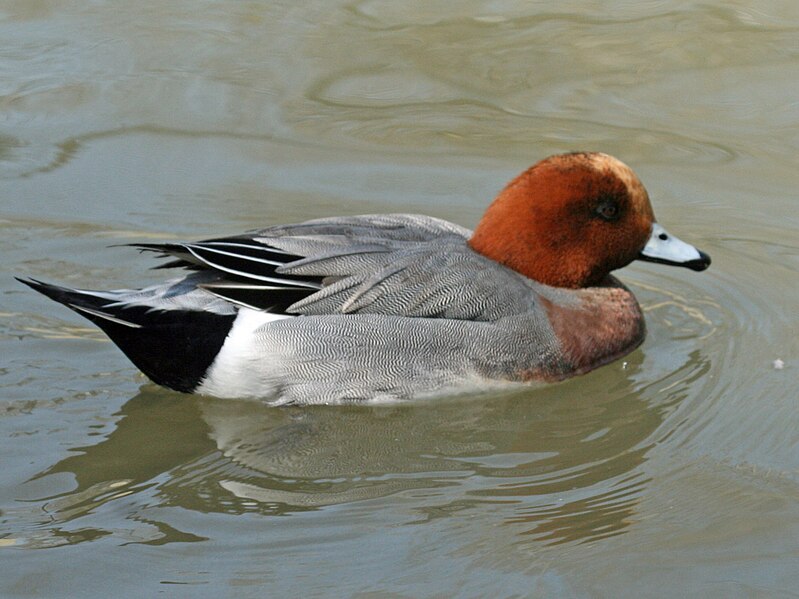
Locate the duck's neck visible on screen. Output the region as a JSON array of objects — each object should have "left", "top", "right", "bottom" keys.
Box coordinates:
[{"left": 468, "top": 169, "right": 590, "bottom": 289}]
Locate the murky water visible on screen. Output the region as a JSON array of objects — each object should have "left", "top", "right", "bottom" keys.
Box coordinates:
[{"left": 1, "top": 1, "right": 798, "bottom": 596}]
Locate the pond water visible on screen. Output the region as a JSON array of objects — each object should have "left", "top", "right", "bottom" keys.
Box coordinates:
[{"left": 1, "top": 1, "right": 798, "bottom": 597}]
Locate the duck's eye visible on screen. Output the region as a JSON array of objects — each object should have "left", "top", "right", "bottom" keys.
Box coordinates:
[{"left": 596, "top": 200, "right": 620, "bottom": 221}]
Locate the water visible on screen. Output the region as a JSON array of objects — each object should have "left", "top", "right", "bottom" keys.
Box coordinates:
[{"left": 1, "top": 1, "right": 798, "bottom": 596}]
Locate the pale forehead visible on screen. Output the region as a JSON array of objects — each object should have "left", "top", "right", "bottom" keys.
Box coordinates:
[
  {"left": 586, "top": 153, "right": 640, "bottom": 188},
  {"left": 585, "top": 153, "right": 652, "bottom": 216}
]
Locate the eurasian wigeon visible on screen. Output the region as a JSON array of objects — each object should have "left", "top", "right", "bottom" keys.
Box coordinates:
[{"left": 19, "top": 152, "right": 710, "bottom": 404}]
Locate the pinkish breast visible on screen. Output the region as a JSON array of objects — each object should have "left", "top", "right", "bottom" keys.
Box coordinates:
[{"left": 538, "top": 283, "right": 646, "bottom": 381}]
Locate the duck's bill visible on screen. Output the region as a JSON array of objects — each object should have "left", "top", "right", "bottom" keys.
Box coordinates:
[{"left": 637, "top": 223, "right": 711, "bottom": 271}]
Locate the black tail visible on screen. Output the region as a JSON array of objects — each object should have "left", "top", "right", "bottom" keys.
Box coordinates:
[{"left": 17, "top": 278, "right": 236, "bottom": 393}]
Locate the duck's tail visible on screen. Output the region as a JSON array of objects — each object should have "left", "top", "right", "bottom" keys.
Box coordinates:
[{"left": 16, "top": 277, "right": 237, "bottom": 393}]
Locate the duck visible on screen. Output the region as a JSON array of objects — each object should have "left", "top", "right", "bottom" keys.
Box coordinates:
[{"left": 18, "top": 152, "right": 711, "bottom": 404}]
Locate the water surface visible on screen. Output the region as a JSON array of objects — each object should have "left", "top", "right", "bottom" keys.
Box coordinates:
[{"left": 1, "top": 1, "right": 798, "bottom": 597}]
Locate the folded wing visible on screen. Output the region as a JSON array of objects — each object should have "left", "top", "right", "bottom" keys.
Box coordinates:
[{"left": 137, "top": 214, "right": 538, "bottom": 321}]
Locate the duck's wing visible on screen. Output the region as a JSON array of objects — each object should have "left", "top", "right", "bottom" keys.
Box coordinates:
[
  {"left": 132, "top": 235, "right": 324, "bottom": 313},
  {"left": 133, "top": 214, "right": 537, "bottom": 321},
  {"left": 260, "top": 215, "right": 538, "bottom": 321},
  {"left": 275, "top": 239, "right": 537, "bottom": 321}
]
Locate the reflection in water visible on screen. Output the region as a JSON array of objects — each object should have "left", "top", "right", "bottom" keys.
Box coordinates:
[
  {"left": 20, "top": 357, "right": 708, "bottom": 549},
  {"left": 511, "top": 474, "right": 649, "bottom": 546}
]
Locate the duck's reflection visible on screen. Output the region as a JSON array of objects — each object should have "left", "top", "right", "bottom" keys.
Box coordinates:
[{"left": 25, "top": 341, "right": 714, "bottom": 548}]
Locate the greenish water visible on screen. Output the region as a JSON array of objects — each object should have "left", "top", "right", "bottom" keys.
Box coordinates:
[{"left": 1, "top": 1, "right": 798, "bottom": 597}]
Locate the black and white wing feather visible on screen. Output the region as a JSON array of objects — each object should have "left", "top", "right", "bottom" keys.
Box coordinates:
[{"left": 131, "top": 214, "right": 538, "bottom": 320}]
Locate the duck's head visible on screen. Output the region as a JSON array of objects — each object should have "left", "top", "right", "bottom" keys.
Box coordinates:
[{"left": 469, "top": 152, "right": 711, "bottom": 288}]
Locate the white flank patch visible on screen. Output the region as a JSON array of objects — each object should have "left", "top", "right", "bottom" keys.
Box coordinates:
[{"left": 195, "top": 308, "right": 291, "bottom": 399}]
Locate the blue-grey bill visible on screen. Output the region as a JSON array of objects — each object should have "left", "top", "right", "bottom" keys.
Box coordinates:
[{"left": 637, "top": 223, "right": 711, "bottom": 271}]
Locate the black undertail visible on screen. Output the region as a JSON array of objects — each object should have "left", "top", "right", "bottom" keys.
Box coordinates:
[{"left": 17, "top": 278, "right": 237, "bottom": 393}]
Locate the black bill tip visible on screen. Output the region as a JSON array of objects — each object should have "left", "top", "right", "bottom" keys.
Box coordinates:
[{"left": 684, "top": 250, "right": 711, "bottom": 271}]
